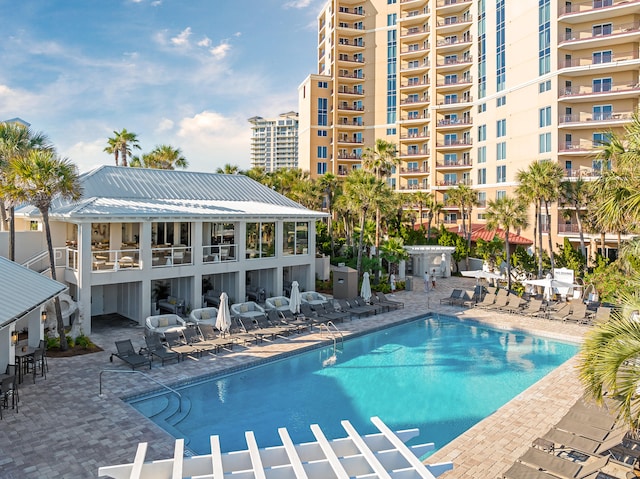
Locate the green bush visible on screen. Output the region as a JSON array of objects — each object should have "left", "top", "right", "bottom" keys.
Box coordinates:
[
  {"left": 46, "top": 336, "right": 60, "bottom": 349},
  {"left": 65, "top": 335, "right": 75, "bottom": 348},
  {"left": 75, "top": 334, "right": 93, "bottom": 349}
]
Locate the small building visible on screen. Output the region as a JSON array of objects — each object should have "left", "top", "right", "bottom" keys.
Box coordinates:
[
  {"left": 0, "top": 257, "right": 65, "bottom": 372},
  {"left": 14, "top": 166, "right": 325, "bottom": 334}
]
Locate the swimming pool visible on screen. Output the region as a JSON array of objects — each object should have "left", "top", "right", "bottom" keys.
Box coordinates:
[{"left": 129, "top": 316, "right": 578, "bottom": 456}]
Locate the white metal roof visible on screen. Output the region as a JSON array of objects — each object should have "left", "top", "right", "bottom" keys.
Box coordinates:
[
  {"left": 98, "top": 417, "right": 454, "bottom": 479},
  {"left": 0, "top": 257, "right": 66, "bottom": 329},
  {"left": 15, "top": 165, "right": 325, "bottom": 220}
]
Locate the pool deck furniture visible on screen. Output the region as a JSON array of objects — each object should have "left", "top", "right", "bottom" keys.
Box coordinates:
[
  {"left": 517, "top": 446, "right": 609, "bottom": 479},
  {"left": 440, "top": 289, "right": 463, "bottom": 305},
  {"left": 163, "top": 331, "right": 202, "bottom": 359},
  {"left": 375, "top": 291, "right": 404, "bottom": 309},
  {"left": 230, "top": 301, "right": 267, "bottom": 321},
  {"left": 188, "top": 307, "right": 219, "bottom": 326},
  {"left": 203, "top": 290, "right": 222, "bottom": 308},
  {"left": 145, "top": 314, "right": 187, "bottom": 338},
  {"left": 157, "top": 296, "right": 186, "bottom": 315},
  {"left": 265, "top": 296, "right": 291, "bottom": 312},
  {"left": 300, "top": 291, "right": 328, "bottom": 306},
  {"left": 246, "top": 285, "right": 266, "bottom": 303},
  {"left": 111, "top": 340, "right": 151, "bottom": 370},
  {"left": 144, "top": 334, "right": 180, "bottom": 366},
  {"left": 198, "top": 324, "right": 236, "bottom": 352}
]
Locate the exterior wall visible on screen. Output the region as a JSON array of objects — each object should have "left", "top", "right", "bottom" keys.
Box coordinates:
[{"left": 299, "top": 0, "right": 640, "bottom": 254}]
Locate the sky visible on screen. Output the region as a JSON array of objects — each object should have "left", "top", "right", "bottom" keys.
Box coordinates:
[{"left": 0, "top": 0, "right": 324, "bottom": 173}]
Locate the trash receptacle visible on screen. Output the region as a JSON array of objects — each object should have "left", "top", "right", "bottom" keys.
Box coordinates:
[{"left": 405, "top": 276, "right": 412, "bottom": 291}]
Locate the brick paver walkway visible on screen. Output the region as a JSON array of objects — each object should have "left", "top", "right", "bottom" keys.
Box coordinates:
[{"left": 0, "top": 277, "right": 589, "bottom": 478}]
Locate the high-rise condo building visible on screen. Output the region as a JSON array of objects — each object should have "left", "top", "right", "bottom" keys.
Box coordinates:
[
  {"left": 249, "top": 112, "right": 299, "bottom": 172},
  {"left": 299, "top": 0, "right": 640, "bottom": 258}
]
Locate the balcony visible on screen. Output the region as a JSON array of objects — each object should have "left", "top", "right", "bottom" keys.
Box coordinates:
[
  {"left": 400, "top": 183, "right": 430, "bottom": 191},
  {"left": 436, "top": 0, "right": 472, "bottom": 13},
  {"left": 337, "top": 38, "right": 365, "bottom": 50},
  {"left": 399, "top": 8, "right": 430, "bottom": 24},
  {"left": 338, "top": 71, "right": 365, "bottom": 80},
  {"left": 399, "top": 113, "right": 430, "bottom": 122},
  {"left": 558, "top": 82, "right": 640, "bottom": 101},
  {"left": 337, "top": 6, "right": 365, "bottom": 16},
  {"left": 437, "top": 118, "right": 472, "bottom": 128},
  {"left": 400, "top": 132, "right": 430, "bottom": 140},
  {"left": 436, "top": 139, "right": 473, "bottom": 148},
  {"left": 559, "top": 0, "right": 640, "bottom": 22},
  {"left": 337, "top": 153, "right": 362, "bottom": 160},
  {"left": 336, "top": 137, "right": 364, "bottom": 145},
  {"left": 400, "top": 166, "right": 430, "bottom": 175},
  {"left": 558, "top": 223, "right": 581, "bottom": 234},
  {"left": 202, "top": 244, "right": 237, "bottom": 263},
  {"left": 337, "top": 87, "right": 365, "bottom": 96},
  {"left": 436, "top": 159, "right": 472, "bottom": 169},
  {"left": 436, "top": 34, "right": 473, "bottom": 49},
  {"left": 558, "top": 50, "right": 640, "bottom": 71},
  {"left": 400, "top": 61, "right": 430, "bottom": 74},
  {"left": 558, "top": 111, "right": 633, "bottom": 126},
  {"left": 436, "top": 55, "right": 473, "bottom": 69},
  {"left": 435, "top": 178, "right": 472, "bottom": 187},
  {"left": 400, "top": 44, "right": 431, "bottom": 58},
  {"left": 151, "top": 246, "right": 193, "bottom": 268},
  {"left": 436, "top": 77, "right": 472, "bottom": 88},
  {"left": 436, "top": 14, "right": 472, "bottom": 33},
  {"left": 337, "top": 104, "right": 365, "bottom": 112},
  {"left": 437, "top": 95, "right": 473, "bottom": 107},
  {"left": 399, "top": 79, "right": 429, "bottom": 91},
  {"left": 338, "top": 22, "right": 365, "bottom": 32},
  {"left": 400, "top": 149, "right": 430, "bottom": 158},
  {"left": 558, "top": 140, "right": 596, "bottom": 154},
  {"left": 559, "top": 22, "right": 640, "bottom": 49},
  {"left": 563, "top": 167, "right": 603, "bottom": 178},
  {"left": 338, "top": 118, "right": 365, "bottom": 127},
  {"left": 400, "top": 96, "right": 430, "bottom": 106},
  {"left": 401, "top": 26, "right": 430, "bottom": 39},
  {"left": 338, "top": 54, "right": 365, "bottom": 64}
]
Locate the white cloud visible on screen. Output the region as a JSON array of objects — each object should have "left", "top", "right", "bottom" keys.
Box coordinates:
[
  {"left": 175, "top": 111, "right": 251, "bottom": 172},
  {"left": 171, "top": 27, "right": 192, "bottom": 47},
  {"left": 209, "top": 41, "right": 231, "bottom": 60},
  {"left": 156, "top": 118, "right": 174, "bottom": 133},
  {"left": 197, "top": 37, "right": 212, "bottom": 48},
  {"left": 63, "top": 138, "right": 110, "bottom": 173},
  {"left": 284, "top": 0, "right": 312, "bottom": 8}
]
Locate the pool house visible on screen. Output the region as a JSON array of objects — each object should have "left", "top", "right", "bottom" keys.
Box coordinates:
[{"left": 14, "top": 166, "right": 325, "bottom": 334}]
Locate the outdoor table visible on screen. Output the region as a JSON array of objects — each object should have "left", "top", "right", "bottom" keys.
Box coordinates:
[{"left": 14, "top": 347, "right": 36, "bottom": 384}]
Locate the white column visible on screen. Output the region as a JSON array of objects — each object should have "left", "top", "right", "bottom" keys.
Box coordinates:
[
  {"left": 77, "top": 222, "right": 93, "bottom": 335},
  {"left": 141, "top": 221, "right": 153, "bottom": 320}
]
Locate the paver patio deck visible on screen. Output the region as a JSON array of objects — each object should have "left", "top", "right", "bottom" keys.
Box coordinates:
[{"left": 0, "top": 276, "right": 590, "bottom": 479}]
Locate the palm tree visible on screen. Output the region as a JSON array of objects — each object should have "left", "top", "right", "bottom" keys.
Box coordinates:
[
  {"left": 485, "top": 195, "right": 528, "bottom": 289},
  {"left": 243, "top": 166, "right": 267, "bottom": 183},
  {"left": 559, "top": 178, "right": 591, "bottom": 261},
  {"left": 130, "top": 145, "right": 188, "bottom": 170},
  {"left": 446, "top": 184, "right": 477, "bottom": 268},
  {"left": 342, "top": 169, "right": 387, "bottom": 277},
  {"left": 362, "top": 139, "right": 400, "bottom": 271},
  {"left": 318, "top": 173, "right": 339, "bottom": 255},
  {"left": 411, "top": 191, "right": 432, "bottom": 230},
  {"left": 0, "top": 122, "right": 54, "bottom": 260},
  {"left": 5, "top": 150, "right": 82, "bottom": 350},
  {"left": 216, "top": 163, "right": 240, "bottom": 174},
  {"left": 107, "top": 128, "right": 140, "bottom": 167}
]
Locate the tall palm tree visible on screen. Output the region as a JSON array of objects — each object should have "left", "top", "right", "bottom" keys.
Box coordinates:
[
  {"left": 216, "top": 163, "right": 240, "bottom": 174},
  {"left": 107, "top": 128, "right": 140, "bottom": 167},
  {"left": 318, "top": 173, "right": 339, "bottom": 255},
  {"left": 5, "top": 150, "right": 82, "bottom": 350},
  {"left": 446, "top": 184, "right": 477, "bottom": 268},
  {"left": 559, "top": 178, "right": 591, "bottom": 261},
  {"left": 411, "top": 191, "right": 432, "bottom": 229},
  {"left": 342, "top": 169, "right": 387, "bottom": 277},
  {"left": 130, "top": 145, "right": 188, "bottom": 170},
  {"left": 485, "top": 195, "right": 528, "bottom": 289},
  {"left": 362, "top": 139, "right": 400, "bottom": 270},
  {"left": 0, "top": 122, "right": 54, "bottom": 260}
]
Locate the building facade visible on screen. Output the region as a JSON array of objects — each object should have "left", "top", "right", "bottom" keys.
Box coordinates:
[
  {"left": 14, "top": 166, "right": 324, "bottom": 334},
  {"left": 248, "top": 112, "right": 299, "bottom": 172},
  {"left": 298, "top": 0, "right": 640, "bottom": 257}
]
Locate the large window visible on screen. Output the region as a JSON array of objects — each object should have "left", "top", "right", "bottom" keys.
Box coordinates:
[
  {"left": 539, "top": 132, "right": 552, "bottom": 153},
  {"left": 246, "top": 222, "right": 276, "bottom": 259},
  {"left": 496, "top": 119, "right": 506, "bottom": 137},
  {"left": 539, "top": 106, "right": 552, "bottom": 127},
  {"left": 497, "top": 165, "right": 506, "bottom": 183},
  {"left": 318, "top": 98, "right": 328, "bottom": 126},
  {"left": 496, "top": 141, "right": 506, "bottom": 161},
  {"left": 283, "top": 222, "right": 309, "bottom": 256}
]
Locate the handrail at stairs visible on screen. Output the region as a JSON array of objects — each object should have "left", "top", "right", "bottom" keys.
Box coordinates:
[{"left": 99, "top": 369, "right": 182, "bottom": 412}]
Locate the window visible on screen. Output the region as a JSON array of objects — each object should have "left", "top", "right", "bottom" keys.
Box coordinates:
[
  {"left": 444, "top": 153, "right": 458, "bottom": 165},
  {"left": 496, "top": 119, "right": 506, "bottom": 137},
  {"left": 496, "top": 190, "right": 506, "bottom": 199},
  {"left": 497, "top": 96, "right": 506, "bottom": 107},
  {"left": 593, "top": 104, "right": 612, "bottom": 120},
  {"left": 318, "top": 130, "right": 327, "bottom": 136},
  {"left": 283, "top": 222, "right": 309, "bottom": 256},
  {"left": 317, "top": 162, "right": 327, "bottom": 174},
  {"left": 497, "top": 142, "right": 506, "bottom": 161},
  {"left": 593, "top": 78, "right": 612, "bottom": 92},
  {"left": 477, "top": 146, "right": 486, "bottom": 163},
  {"left": 497, "top": 165, "right": 506, "bottom": 183},
  {"left": 478, "top": 103, "right": 486, "bottom": 113},
  {"left": 407, "top": 178, "right": 419, "bottom": 189},
  {"left": 388, "top": 0, "right": 396, "bottom": 3},
  {"left": 477, "top": 191, "right": 487, "bottom": 207},
  {"left": 592, "top": 131, "right": 608, "bottom": 147},
  {"left": 444, "top": 133, "right": 458, "bottom": 145},
  {"left": 444, "top": 94, "right": 458, "bottom": 104},
  {"left": 444, "top": 173, "right": 458, "bottom": 185},
  {"left": 477, "top": 168, "right": 487, "bottom": 185},
  {"left": 592, "top": 23, "right": 612, "bottom": 36},
  {"left": 246, "top": 222, "right": 276, "bottom": 259},
  {"left": 444, "top": 212, "right": 458, "bottom": 224},
  {"left": 386, "top": 128, "right": 397, "bottom": 135},
  {"left": 592, "top": 50, "right": 612, "bottom": 64},
  {"left": 317, "top": 146, "right": 327, "bottom": 159},
  {"left": 539, "top": 80, "right": 551, "bottom": 92},
  {"left": 444, "top": 74, "right": 458, "bottom": 85},
  {"left": 539, "top": 106, "right": 552, "bottom": 127},
  {"left": 317, "top": 81, "right": 328, "bottom": 88},
  {"left": 539, "top": 133, "right": 552, "bottom": 153},
  {"left": 317, "top": 98, "right": 328, "bottom": 126},
  {"left": 478, "top": 124, "right": 486, "bottom": 141}
]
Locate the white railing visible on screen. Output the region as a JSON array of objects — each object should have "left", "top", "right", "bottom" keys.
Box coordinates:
[
  {"left": 92, "top": 249, "right": 141, "bottom": 271},
  {"left": 151, "top": 246, "right": 192, "bottom": 268},
  {"left": 202, "top": 244, "right": 237, "bottom": 263}
]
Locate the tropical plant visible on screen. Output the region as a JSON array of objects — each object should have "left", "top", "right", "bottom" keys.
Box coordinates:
[
  {"left": 559, "top": 178, "right": 591, "bottom": 262},
  {"left": 437, "top": 226, "right": 469, "bottom": 273},
  {"left": 318, "top": 173, "right": 339, "bottom": 255},
  {"left": 5, "top": 150, "right": 82, "bottom": 350},
  {"left": 106, "top": 128, "right": 140, "bottom": 167},
  {"left": 446, "top": 184, "right": 478, "bottom": 269},
  {"left": 130, "top": 145, "right": 188, "bottom": 170},
  {"left": 475, "top": 236, "right": 505, "bottom": 273},
  {"left": 216, "top": 163, "right": 240, "bottom": 174},
  {"left": 380, "top": 237, "right": 409, "bottom": 275},
  {"left": 485, "top": 196, "right": 528, "bottom": 289},
  {"left": 0, "top": 122, "right": 54, "bottom": 260},
  {"left": 555, "top": 237, "right": 586, "bottom": 274}
]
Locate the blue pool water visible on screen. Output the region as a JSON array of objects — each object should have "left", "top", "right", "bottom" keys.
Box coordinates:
[{"left": 129, "top": 316, "right": 578, "bottom": 455}]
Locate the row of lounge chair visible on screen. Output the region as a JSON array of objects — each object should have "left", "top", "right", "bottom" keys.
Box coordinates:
[
  {"left": 503, "top": 395, "right": 639, "bottom": 479},
  {"left": 471, "top": 287, "right": 612, "bottom": 325},
  {"left": 112, "top": 292, "right": 406, "bottom": 369}
]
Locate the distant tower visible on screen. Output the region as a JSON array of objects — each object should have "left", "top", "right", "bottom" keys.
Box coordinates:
[{"left": 248, "top": 112, "right": 299, "bottom": 172}]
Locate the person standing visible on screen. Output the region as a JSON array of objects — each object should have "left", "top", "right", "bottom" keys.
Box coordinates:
[
  {"left": 424, "top": 271, "right": 430, "bottom": 292},
  {"left": 390, "top": 273, "right": 396, "bottom": 293},
  {"left": 431, "top": 269, "right": 437, "bottom": 289}
]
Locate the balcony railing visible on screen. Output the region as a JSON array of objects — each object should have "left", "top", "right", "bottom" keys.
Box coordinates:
[
  {"left": 436, "top": 0, "right": 472, "bottom": 7},
  {"left": 559, "top": 82, "right": 640, "bottom": 98},
  {"left": 400, "top": 97, "right": 430, "bottom": 105},
  {"left": 337, "top": 153, "right": 362, "bottom": 160},
  {"left": 436, "top": 15, "right": 472, "bottom": 26},
  {"left": 338, "top": 38, "right": 365, "bottom": 47},
  {"left": 400, "top": 132, "right": 430, "bottom": 139},
  {"left": 401, "top": 149, "right": 430, "bottom": 157},
  {"left": 436, "top": 78, "right": 472, "bottom": 87},
  {"left": 437, "top": 178, "right": 472, "bottom": 186},
  {"left": 91, "top": 248, "right": 142, "bottom": 271},
  {"left": 337, "top": 105, "right": 365, "bottom": 111},
  {"left": 400, "top": 183, "right": 430, "bottom": 190},
  {"left": 338, "top": 6, "right": 365, "bottom": 15},
  {"left": 437, "top": 118, "right": 472, "bottom": 126},
  {"left": 560, "top": 22, "right": 640, "bottom": 44},
  {"left": 558, "top": 50, "right": 639, "bottom": 69},
  {"left": 436, "top": 139, "right": 473, "bottom": 147},
  {"left": 337, "top": 87, "right": 365, "bottom": 95},
  {"left": 436, "top": 56, "right": 473, "bottom": 67},
  {"left": 202, "top": 244, "right": 238, "bottom": 263},
  {"left": 436, "top": 35, "right": 473, "bottom": 47},
  {"left": 558, "top": 141, "right": 595, "bottom": 153},
  {"left": 401, "top": 27, "right": 430, "bottom": 38},
  {"left": 436, "top": 159, "right": 472, "bottom": 168},
  {"left": 563, "top": 167, "right": 603, "bottom": 178},
  {"left": 558, "top": 223, "right": 581, "bottom": 233},
  {"left": 559, "top": 0, "right": 637, "bottom": 16},
  {"left": 400, "top": 166, "right": 430, "bottom": 174},
  {"left": 151, "top": 246, "right": 193, "bottom": 268},
  {"left": 558, "top": 112, "right": 633, "bottom": 124},
  {"left": 338, "top": 71, "right": 365, "bottom": 79},
  {"left": 338, "top": 55, "right": 365, "bottom": 63}
]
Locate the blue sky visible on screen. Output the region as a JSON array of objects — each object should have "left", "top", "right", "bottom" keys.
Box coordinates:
[{"left": 0, "top": 0, "right": 323, "bottom": 173}]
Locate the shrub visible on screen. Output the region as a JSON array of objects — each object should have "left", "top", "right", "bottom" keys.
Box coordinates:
[{"left": 75, "top": 334, "right": 93, "bottom": 349}]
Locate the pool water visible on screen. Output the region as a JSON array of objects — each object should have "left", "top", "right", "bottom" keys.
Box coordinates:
[{"left": 129, "top": 316, "right": 578, "bottom": 455}]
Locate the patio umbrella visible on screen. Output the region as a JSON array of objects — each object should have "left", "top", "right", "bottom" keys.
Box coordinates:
[
  {"left": 289, "top": 281, "right": 302, "bottom": 314},
  {"left": 215, "top": 292, "right": 232, "bottom": 333},
  {"left": 522, "top": 278, "right": 580, "bottom": 301},
  {"left": 461, "top": 269, "right": 503, "bottom": 286},
  {"left": 361, "top": 272, "right": 372, "bottom": 303}
]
